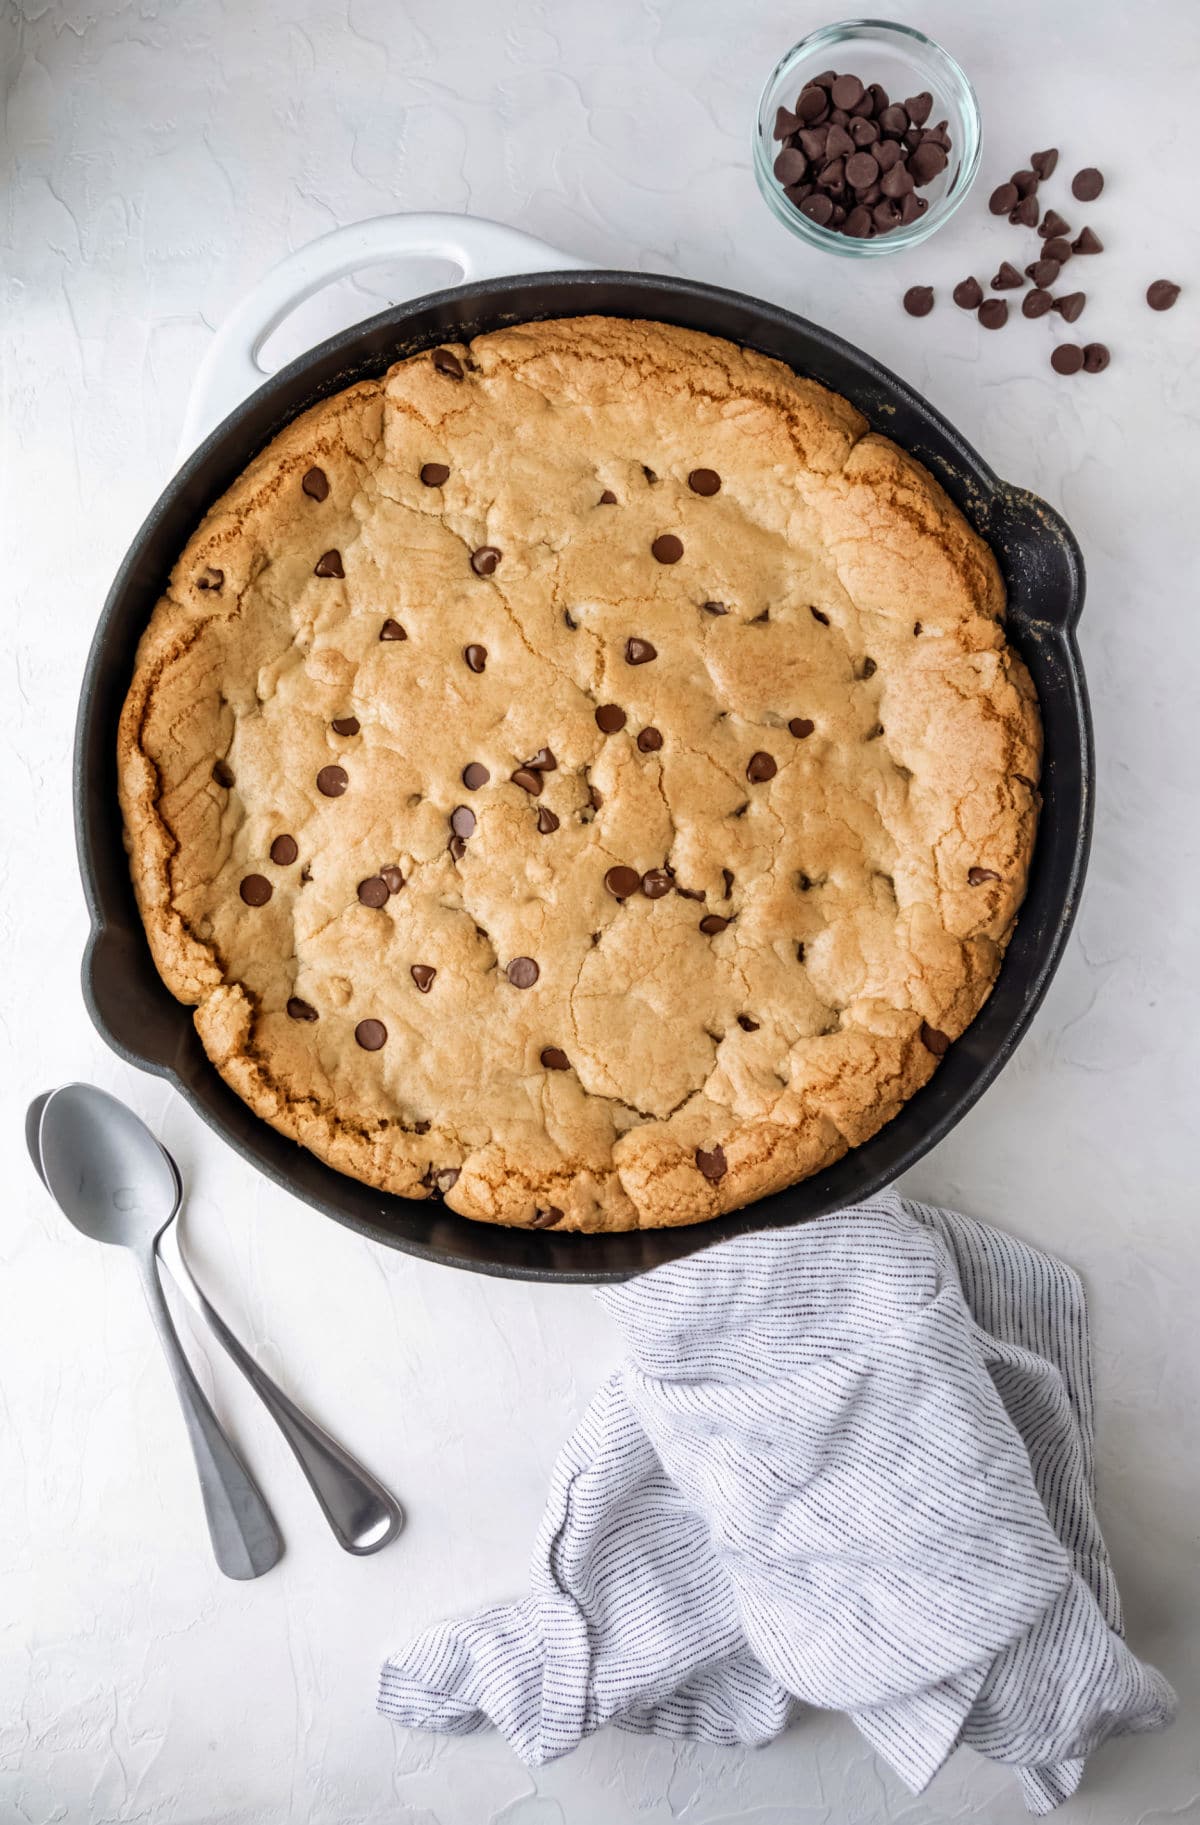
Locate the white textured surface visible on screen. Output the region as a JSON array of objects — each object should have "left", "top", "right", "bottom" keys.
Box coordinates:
[{"left": 2, "top": 1, "right": 1197, "bottom": 1821}]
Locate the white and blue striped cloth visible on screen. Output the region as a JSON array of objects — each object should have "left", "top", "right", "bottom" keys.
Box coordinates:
[{"left": 378, "top": 1191, "right": 1174, "bottom": 1811}]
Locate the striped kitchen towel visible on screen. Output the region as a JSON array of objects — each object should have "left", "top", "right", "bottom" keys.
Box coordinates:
[{"left": 378, "top": 1190, "right": 1175, "bottom": 1811}]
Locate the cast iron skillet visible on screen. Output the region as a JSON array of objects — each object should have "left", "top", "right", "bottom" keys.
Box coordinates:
[{"left": 76, "top": 219, "right": 1092, "bottom": 1283}]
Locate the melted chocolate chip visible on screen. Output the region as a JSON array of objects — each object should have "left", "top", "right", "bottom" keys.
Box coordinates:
[
  {"left": 605, "top": 865, "right": 641, "bottom": 900},
  {"left": 358, "top": 876, "right": 390, "bottom": 908},
  {"left": 462, "top": 762, "right": 490, "bottom": 789},
  {"left": 524, "top": 747, "right": 557, "bottom": 772},
  {"left": 212, "top": 759, "right": 235, "bottom": 788},
  {"left": 702, "top": 600, "right": 728, "bottom": 615},
  {"left": 641, "top": 869, "right": 673, "bottom": 899},
  {"left": 431, "top": 347, "right": 464, "bottom": 379},
  {"left": 506, "top": 956, "right": 539, "bottom": 989},
  {"left": 450, "top": 806, "right": 476, "bottom": 839},
  {"left": 919, "top": 1021, "right": 951, "bottom": 1056},
  {"left": 471, "top": 545, "right": 501, "bottom": 576},
  {"left": 530, "top": 1205, "right": 564, "bottom": 1228},
  {"left": 625, "top": 637, "right": 657, "bottom": 665},
  {"left": 746, "top": 751, "right": 777, "bottom": 783},
  {"left": 420, "top": 462, "right": 450, "bottom": 487},
  {"left": 599, "top": 489, "right": 618, "bottom": 504},
  {"left": 331, "top": 716, "right": 360, "bottom": 736},
  {"left": 380, "top": 619, "right": 407, "bottom": 641},
  {"left": 410, "top": 964, "right": 436, "bottom": 992},
  {"left": 463, "top": 644, "right": 488, "bottom": 672},
  {"left": 313, "top": 550, "right": 344, "bottom": 578},
  {"left": 810, "top": 607, "right": 830, "bottom": 626},
  {"left": 637, "top": 726, "right": 663, "bottom": 753},
  {"left": 301, "top": 466, "right": 330, "bottom": 501},
  {"left": 722, "top": 869, "right": 734, "bottom": 897},
  {"left": 239, "top": 874, "right": 272, "bottom": 906},
  {"left": 511, "top": 766, "right": 544, "bottom": 795},
  {"left": 699, "top": 914, "right": 730, "bottom": 935},
  {"left": 316, "top": 765, "right": 348, "bottom": 797},
  {"left": 687, "top": 468, "right": 721, "bottom": 496},
  {"left": 596, "top": 704, "right": 627, "bottom": 733},
  {"left": 695, "top": 1144, "right": 727, "bottom": 1183},
  {"left": 968, "top": 866, "right": 1001, "bottom": 885},
  {"left": 737, "top": 1015, "right": 760, "bottom": 1032},
  {"left": 197, "top": 567, "right": 224, "bottom": 591},
  {"left": 651, "top": 535, "right": 683, "bottom": 564},
  {"left": 541, "top": 1047, "right": 570, "bottom": 1070},
  {"left": 381, "top": 866, "right": 404, "bottom": 894},
  {"left": 355, "top": 1019, "right": 387, "bottom": 1051},
  {"left": 789, "top": 717, "right": 815, "bottom": 739},
  {"left": 270, "top": 834, "right": 298, "bottom": 866},
  {"left": 536, "top": 806, "right": 560, "bottom": 834},
  {"left": 287, "top": 997, "right": 318, "bottom": 1021}
]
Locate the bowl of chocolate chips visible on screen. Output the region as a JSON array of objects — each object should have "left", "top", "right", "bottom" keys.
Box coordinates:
[{"left": 755, "top": 19, "right": 981, "bottom": 254}]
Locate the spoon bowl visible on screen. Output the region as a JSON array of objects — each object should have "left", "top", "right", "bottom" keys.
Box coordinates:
[{"left": 39, "top": 1083, "right": 180, "bottom": 1248}]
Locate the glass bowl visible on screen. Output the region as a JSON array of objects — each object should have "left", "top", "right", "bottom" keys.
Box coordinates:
[{"left": 754, "top": 19, "right": 981, "bottom": 257}]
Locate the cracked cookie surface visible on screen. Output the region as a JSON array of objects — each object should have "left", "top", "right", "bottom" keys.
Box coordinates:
[{"left": 119, "top": 316, "right": 1041, "bottom": 1231}]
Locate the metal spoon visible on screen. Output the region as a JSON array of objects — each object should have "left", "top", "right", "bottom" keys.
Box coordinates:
[
  {"left": 30, "top": 1084, "right": 403, "bottom": 1563},
  {"left": 32, "top": 1084, "right": 283, "bottom": 1580}
]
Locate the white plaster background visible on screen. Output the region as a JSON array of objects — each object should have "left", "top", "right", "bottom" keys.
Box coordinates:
[{"left": 2, "top": 0, "right": 1198, "bottom": 1820}]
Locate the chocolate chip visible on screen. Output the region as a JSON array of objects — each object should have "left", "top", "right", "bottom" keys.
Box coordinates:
[
  {"left": 871, "top": 200, "right": 901, "bottom": 233},
  {"left": 301, "top": 466, "right": 329, "bottom": 501},
  {"left": 212, "top": 759, "right": 235, "bottom": 788},
  {"left": 1072, "top": 227, "right": 1102, "bottom": 255},
  {"left": 651, "top": 534, "right": 683, "bottom": 564},
  {"left": 197, "top": 566, "right": 224, "bottom": 591},
  {"left": 1023, "top": 289, "right": 1054, "bottom": 319},
  {"left": 878, "top": 103, "right": 908, "bottom": 136},
  {"left": 880, "top": 161, "right": 914, "bottom": 198},
  {"left": 432, "top": 348, "right": 464, "bottom": 379},
  {"left": 1031, "top": 147, "right": 1058, "bottom": 180},
  {"left": 978, "top": 298, "right": 1009, "bottom": 330},
  {"left": 313, "top": 550, "right": 343, "bottom": 578},
  {"left": 471, "top": 545, "right": 501, "bottom": 576},
  {"left": 1054, "top": 291, "right": 1086, "bottom": 323},
  {"left": 358, "top": 876, "right": 390, "bottom": 907},
  {"left": 1082, "top": 342, "right": 1111, "bottom": 373},
  {"left": 905, "top": 90, "right": 932, "bottom": 125},
  {"left": 746, "top": 750, "right": 777, "bottom": 782},
  {"left": 919, "top": 1021, "right": 950, "bottom": 1056},
  {"left": 702, "top": 600, "right": 727, "bottom": 615},
  {"left": 774, "top": 105, "right": 801, "bottom": 139},
  {"left": 903, "top": 286, "right": 934, "bottom": 318},
  {"left": 287, "top": 997, "right": 318, "bottom": 1022},
  {"left": 536, "top": 805, "right": 560, "bottom": 834},
  {"left": 797, "top": 85, "right": 829, "bottom": 124},
  {"left": 625, "top": 637, "right": 657, "bottom": 665},
  {"left": 381, "top": 866, "right": 404, "bottom": 894},
  {"left": 541, "top": 1047, "right": 570, "bottom": 1070},
  {"left": 830, "top": 73, "right": 863, "bottom": 110},
  {"left": 447, "top": 835, "right": 465, "bottom": 862},
  {"left": 899, "top": 192, "right": 925, "bottom": 226},
  {"left": 1071, "top": 167, "right": 1103, "bottom": 201},
  {"left": 737, "top": 1014, "right": 760, "bottom": 1032},
  {"left": 991, "top": 262, "right": 1024, "bottom": 290},
  {"left": 989, "top": 182, "right": 1018, "bottom": 215},
  {"left": 270, "top": 834, "right": 298, "bottom": 865},
  {"left": 463, "top": 644, "right": 487, "bottom": 672},
  {"left": 844, "top": 151, "right": 879, "bottom": 190},
  {"left": 506, "top": 957, "right": 539, "bottom": 989},
  {"left": 1147, "top": 279, "right": 1181, "bottom": 311},
  {"left": 530, "top": 1205, "right": 564, "bottom": 1229},
  {"left": 687, "top": 467, "right": 721, "bottom": 497},
  {"left": 331, "top": 716, "right": 360, "bottom": 736},
  {"left": 788, "top": 717, "right": 815, "bottom": 739},
  {"left": 810, "top": 607, "right": 830, "bottom": 626},
  {"left": 850, "top": 116, "right": 880, "bottom": 146},
  {"left": 722, "top": 869, "right": 735, "bottom": 897},
  {"left": 431, "top": 1168, "right": 460, "bottom": 1195},
  {"left": 860, "top": 656, "right": 877, "bottom": 678},
  {"left": 605, "top": 865, "right": 640, "bottom": 900},
  {"left": 953, "top": 276, "right": 983, "bottom": 310},
  {"left": 1026, "top": 258, "right": 1061, "bottom": 289},
  {"left": 380, "top": 619, "right": 407, "bottom": 641},
  {"left": 524, "top": 747, "right": 557, "bottom": 772},
  {"left": 316, "top": 765, "right": 348, "bottom": 797},
  {"left": 239, "top": 874, "right": 272, "bottom": 906},
  {"left": 595, "top": 704, "right": 627, "bottom": 733},
  {"left": 420, "top": 462, "right": 450, "bottom": 486},
  {"left": 450, "top": 806, "right": 476, "bottom": 840},
  {"left": 675, "top": 885, "right": 705, "bottom": 901},
  {"left": 796, "top": 941, "right": 806, "bottom": 961},
  {"left": 968, "top": 866, "right": 1001, "bottom": 885},
  {"left": 699, "top": 914, "right": 730, "bottom": 934},
  {"left": 463, "top": 762, "right": 490, "bottom": 789},
  {"left": 695, "top": 1144, "right": 727, "bottom": 1183},
  {"left": 1010, "top": 168, "right": 1038, "bottom": 197},
  {"left": 588, "top": 784, "right": 604, "bottom": 812},
  {"left": 410, "top": 965, "right": 436, "bottom": 992},
  {"left": 599, "top": 489, "right": 618, "bottom": 504},
  {"left": 909, "top": 141, "right": 947, "bottom": 186},
  {"left": 1042, "top": 237, "right": 1073, "bottom": 266},
  {"left": 1009, "top": 195, "right": 1040, "bottom": 228},
  {"left": 355, "top": 1018, "right": 387, "bottom": 1050},
  {"left": 564, "top": 609, "right": 578, "bottom": 628},
  {"left": 773, "top": 146, "right": 808, "bottom": 186},
  {"left": 510, "top": 767, "right": 544, "bottom": 796},
  {"left": 641, "top": 869, "right": 672, "bottom": 899},
  {"left": 637, "top": 726, "right": 663, "bottom": 753},
  {"left": 1039, "top": 209, "right": 1071, "bottom": 239},
  {"left": 1051, "top": 344, "right": 1084, "bottom": 374},
  {"left": 799, "top": 193, "right": 834, "bottom": 226}
]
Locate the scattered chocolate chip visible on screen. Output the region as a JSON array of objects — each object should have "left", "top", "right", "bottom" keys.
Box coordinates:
[
  {"left": 1042, "top": 236, "right": 1073, "bottom": 266},
  {"left": 287, "top": 997, "right": 318, "bottom": 1022},
  {"left": 331, "top": 716, "right": 360, "bottom": 737},
  {"left": 380, "top": 619, "right": 407, "bottom": 641},
  {"left": 381, "top": 866, "right": 404, "bottom": 894},
  {"left": 991, "top": 262, "right": 1024, "bottom": 290},
  {"left": 953, "top": 276, "right": 984, "bottom": 310},
  {"left": 239, "top": 873, "right": 272, "bottom": 906},
  {"left": 746, "top": 751, "right": 777, "bottom": 782},
  {"left": 626, "top": 637, "right": 657, "bottom": 665},
  {"left": 313, "top": 550, "right": 344, "bottom": 578},
  {"left": 536, "top": 805, "right": 560, "bottom": 834},
  {"left": 471, "top": 545, "right": 501, "bottom": 576},
  {"left": 1082, "top": 341, "right": 1111, "bottom": 373},
  {"left": 810, "top": 607, "right": 830, "bottom": 626},
  {"left": 637, "top": 726, "right": 663, "bottom": 753},
  {"left": 510, "top": 767, "right": 544, "bottom": 796},
  {"left": 1022, "top": 288, "right": 1055, "bottom": 319},
  {"left": 978, "top": 298, "right": 1009, "bottom": 330},
  {"left": 197, "top": 566, "right": 224, "bottom": 591},
  {"left": 1147, "top": 279, "right": 1181, "bottom": 311},
  {"left": 462, "top": 762, "right": 490, "bottom": 789},
  {"left": 212, "top": 759, "right": 235, "bottom": 788},
  {"left": 541, "top": 1046, "right": 570, "bottom": 1070},
  {"left": 989, "top": 182, "right": 1019, "bottom": 215},
  {"left": 737, "top": 1014, "right": 760, "bottom": 1032},
  {"left": 420, "top": 462, "right": 450, "bottom": 487},
  {"left": 1009, "top": 194, "right": 1040, "bottom": 228},
  {"left": 357, "top": 876, "right": 390, "bottom": 908},
  {"left": 903, "top": 285, "right": 934, "bottom": 317},
  {"left": 687, "top": 467, "right": 721, "bottom": 497},
  {"left": 651, "top": 534, "right": 683, "bottom": 564},
  {"left": 301, "top": 466, "right": 329, "bottom": 501},
  {"left": 641, "top": 869, "right": 672, "bottom": 899},
  {"left": 506, "top": 956, "right": 539, "bottom": 989},
  {"left": 1071, "top": 166, "right": 1103, "bottom": 201},
  {"left": 789, "top": 717, "right": 815, "bottom": 739},
  {"left": 450, "top": 806, "right": 476, "bottom": 840},
  {"left": 1054, "top": 291, "right": 1087, "bottom": 323},
  {"left": 695, "top": 1144, "right": 728, "bottom": 1183},
  {"left": 1039, "top": 208, "right": 1071, "bottom": 239},
  {"left": 1050, "top": 344, "right": 1084, "bottom": 374},
  {"left": 605, "top": 865, "right": 641, "bottom": 900},
  {"left": 270, "top": 834, "right": 298, "bottom": 865},
  {"left": 463, "top": 644, "right": 487, "bottom": 672},
  {"left": 530, "top": 1205, "right": 564, "bottom": 1229},
  {"left": 1072, "top": 227, "right": 1102, "bottom": 255},
  {"left": 431, "top": 348, "right": 464, "bottom": 379},
  {"left": 919, "top": 1021, "right": 951, "bottom": 1056},
  {"left": 595, "top": 704, "right": 627, "bottom": 734},
  {"left": 316, "top": 765, "right": 348, "bottom": 797},
  {"left": 968, "top": 866, "right": 1001, "bottom": 885},
  {"left": 1026, "top": 258, "right": 1061, "bottom": 289},
  {"left": 410, "top": 964, "right": 436, "bottom": 992},
  {"left": 355, "top": 1018, "right": 387, "bottom": 1050},
  {"left": 1031, "top": 147, "right": 1058, "bottom": 179},
  {"left": 699, "top": 914, "right": 730, "bottom": 935},
  {"left": 1010, "top": 168, "right": 1038, "bottom": 197},
  {"left": 599, "top": 489, "right": 618, "bottom": 504}
]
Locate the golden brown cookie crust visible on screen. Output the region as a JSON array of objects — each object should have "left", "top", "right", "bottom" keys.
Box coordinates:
[{"left": 119, "top": 316, "right": 1041, "bottom": 1232}]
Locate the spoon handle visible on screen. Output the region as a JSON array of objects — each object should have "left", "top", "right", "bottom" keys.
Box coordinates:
[
  {"left": 136, "top": 1252, "right": 283, "bottom": 1579},
  {"left": 159, "top": 1226, "right": 402, "bottom": 1554}
]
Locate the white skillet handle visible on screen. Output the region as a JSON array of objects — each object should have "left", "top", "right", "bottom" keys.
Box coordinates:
[{"left": 177, "top": 213, "right": 594, "bottom": 463}]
